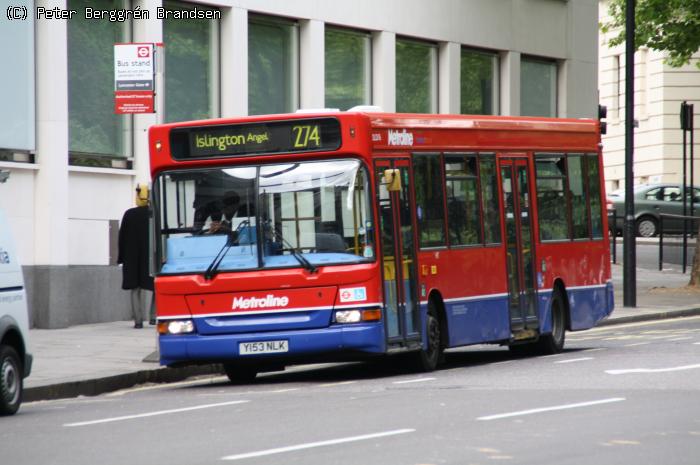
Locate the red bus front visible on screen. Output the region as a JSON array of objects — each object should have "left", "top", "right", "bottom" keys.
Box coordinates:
[{"left": 149, "top": 115, "right": 393, "bottom": 380}]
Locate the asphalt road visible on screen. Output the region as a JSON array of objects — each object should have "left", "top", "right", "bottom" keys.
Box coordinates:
[{"left": 3, "top": 317, "right": 700, "bottom": 465}]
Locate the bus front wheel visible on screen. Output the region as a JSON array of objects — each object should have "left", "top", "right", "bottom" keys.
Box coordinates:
[{"left": 223, "top": 364, "right": 258, "bottom": 384}]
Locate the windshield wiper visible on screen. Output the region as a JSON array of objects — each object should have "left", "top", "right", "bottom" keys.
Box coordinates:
[
  {"left": 203, "top": 230, "right": 237, "bottom": 280},
  {"left": 265, "top": 221, "right": 318, "bottom": 273}
]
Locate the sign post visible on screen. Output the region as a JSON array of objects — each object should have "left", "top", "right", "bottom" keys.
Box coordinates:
[{"left": 114, "top": 43, "right": 155, "bottom": 114}]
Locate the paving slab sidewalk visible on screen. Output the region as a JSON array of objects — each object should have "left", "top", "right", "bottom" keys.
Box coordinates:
[{"left": 23, "top": 264, "right": 700, "bottom": 402}]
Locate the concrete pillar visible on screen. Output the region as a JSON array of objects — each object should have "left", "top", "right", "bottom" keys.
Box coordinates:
[
  {"left": 221, "top": 7, "right": 248, "bottom": 117},
  {"left": 33, "top": 0, "right": 70, "bottom": 327},
  {"left": 132, "top": 0, "right": 162, "bottom": 186},
  {"left": 439, "top": 42, "right": 461, "bottom": 114},
  {"left": 300, "top": 19, "right": 325, "bottom": 109},
  {"left": 500, "top": 51, "right": 521, "bottom": 116},
  {"left": 34, "top": 0, "right": 69, "bottom": 267},
  {"left": 372, "top": 31, "right": 396, "bottom": 112}
]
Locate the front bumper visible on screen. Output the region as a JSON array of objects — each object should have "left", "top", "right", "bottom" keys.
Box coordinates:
[{"left": 159, "top": 322, "right": 385, "bottom": 366}]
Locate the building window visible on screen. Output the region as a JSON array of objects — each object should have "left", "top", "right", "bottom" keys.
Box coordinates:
[
  {"left": 460, "top": 49, "right": 498, "bottom": 115},
  {"left": 413, "top": 154, "right": 445, "bottom": 248},
  {"left": 0, "top": 9, "right": 34, "bottom": 153},
  {"left": 163, "top": 1, "right": 219, "bottom": 123},
  {"left": 68, "top": 0, "right": 130, "bottom": 165},
  {"left": 325, "top": 27, "right": 371, "bottom": 110},
  {"left": 396, "top": 39, "right": 437, "bottom": 113},
  {"left": 249, "top": 16, "right": 298, "bottom": 115},
  {"left": 612, "top": 55, "right": 621, "bottom": 119},
  {"left": 521, "top": 57, "right": 557, "bottom": 117}
]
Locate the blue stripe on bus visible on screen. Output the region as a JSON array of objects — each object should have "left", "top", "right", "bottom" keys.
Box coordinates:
[
  {"left": 426, "top": 295, "right": 511, "bottom": 347},
  {"left": 159, "top": 322, "right": 385, "bottom": 366}
]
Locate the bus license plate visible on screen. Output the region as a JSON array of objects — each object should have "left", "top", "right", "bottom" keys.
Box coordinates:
[{"left": 239, "top": 340, "right": 289, "bottom": 355}]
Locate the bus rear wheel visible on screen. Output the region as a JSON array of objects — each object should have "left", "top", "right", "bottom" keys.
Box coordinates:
[
  {"left": 223, "top": 364, "right": 258, "bottom": 384},
  {"left": 536, "top": 290, "right": 566, "bottom": 354},
  {"left": 414, "top": 303, "right": 443, "bottom": 372}
]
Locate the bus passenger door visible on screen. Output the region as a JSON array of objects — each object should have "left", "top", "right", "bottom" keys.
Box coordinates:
[
  {"left": 498, "top": 156, "right": 539, "bottom": 339},
  {"left": 375, "top": 159, "right": 421, "bottom": 349}
]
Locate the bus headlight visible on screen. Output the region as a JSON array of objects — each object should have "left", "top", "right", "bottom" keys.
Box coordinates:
[
  {"left": 335, "top": 309, "right": 382, "bottom": 324},
  {"left": 158, "top": 319, "right": 195, "bottom": 335}
]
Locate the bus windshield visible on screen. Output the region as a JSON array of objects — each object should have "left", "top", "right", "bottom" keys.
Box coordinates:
[{"left": 155, "top": 158, "right": 375, "bottom": 275}]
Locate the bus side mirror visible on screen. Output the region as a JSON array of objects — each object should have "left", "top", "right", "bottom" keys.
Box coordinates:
[{"left": 383, "top": 169, "right": 402, "bottom": 192}]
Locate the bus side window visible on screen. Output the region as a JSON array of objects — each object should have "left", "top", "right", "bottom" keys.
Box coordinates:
[
  {"left": 587, "top": 154, "right": 604, "bottom": 238},
  {"left": 535, "top": 154, "right": 569, "bottom": 241},
  {"left": 567, "top": 154, "right": 590, "bottom": 239},
  {"left": 444, "top": 154, "right": 481, "bottom": 246},
  {"left": 479, "top": 155, "right": 501, "bottom": 244},
  {"left": 413, "top": 154, "right": 446, "bottom": 248}
]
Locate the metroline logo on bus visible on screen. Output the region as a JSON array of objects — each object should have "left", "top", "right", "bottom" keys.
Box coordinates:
[
  {"left": 114, "top": 43, "right": 155, "bottom": 114},
  {"left": 232, "top": 294, "right": 290, "bottom": 310}
]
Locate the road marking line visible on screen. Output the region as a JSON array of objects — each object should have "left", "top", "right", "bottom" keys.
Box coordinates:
[
  {"left": 606, "top": 364, "right": 700, "bottom": 375},
  {"left": 476, "top": 398, "right": 625, "bottom": 421},
  {"left": 554, "top": 357, "right": 594, "bottom": 364},
  {"left": 668, "top": 337, "right": 693, "bottom": 341},
  {"left": 693, "top": 342, "right": 700, "bottom": 345},
  {"left": 319, "top": 381, "right": 357, "bottom": 387},
  {"left": 584, "top": 348, "right": 607, "bottom": 353},
  {"left": 221, "top": 429, "right": 415, "bottom": 461},
  {"left": 269, "top": 388, "right": 299, "bottom": 393},
  {"left": 64, "top": 400, "right": 249, "bottom": 427},
  {"left": 624, "top": 342, "right": 650, "bottom": 347},
  {"left": 393, "top": 377, "right": 436, "bottom": 385}
]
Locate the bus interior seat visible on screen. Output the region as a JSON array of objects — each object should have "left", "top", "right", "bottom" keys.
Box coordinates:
[
  {"left": 315, "top": 233, "right": 346, "bottom": 252},
  {"left": 237, "top": 225, "right": 257, "bottom": 244}
]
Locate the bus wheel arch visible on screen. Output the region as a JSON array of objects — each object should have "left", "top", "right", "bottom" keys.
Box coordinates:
[
  {"left": 428, "top": 292, "right": 448, "bottom": 350},
  {"left": 415, "top": 291, "right": 447, "bottom": 372},
  {"left": 537, "top": 280, "right": 568, "bottom": 354},
  {"left": 552, "top": 279, "right": 571, "bottom": 331}
]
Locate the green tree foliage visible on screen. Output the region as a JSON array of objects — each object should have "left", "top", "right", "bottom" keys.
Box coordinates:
[{"left": 601, "top": 0, "right": 700, "bottom": 68}]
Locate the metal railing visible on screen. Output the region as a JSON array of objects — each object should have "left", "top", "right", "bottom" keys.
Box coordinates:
[
  {"left": 608, "top": 209, "right": 618, "bottom": 264},
  {"left": 658, "top": 214, "right": 699, "bottom": 273}
]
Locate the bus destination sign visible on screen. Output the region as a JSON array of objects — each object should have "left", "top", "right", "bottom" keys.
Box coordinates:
[{"left": 169, "top": 118, "right": 341, "bottom": 160}]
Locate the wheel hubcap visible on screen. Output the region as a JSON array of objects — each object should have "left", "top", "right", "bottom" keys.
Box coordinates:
[
  {"left": 1, "top": 358, "right": 19, "bottom": 404},
  {"left": 638, "top": 221, "right": 655, "bottom": 237}
]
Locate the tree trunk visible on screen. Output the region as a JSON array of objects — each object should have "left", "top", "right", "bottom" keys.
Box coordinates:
[{"left": 690, "top": 222, "right": 700, "bottom": 286}]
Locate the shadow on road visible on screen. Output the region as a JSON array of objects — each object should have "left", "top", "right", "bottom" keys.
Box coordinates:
[{"left": 175, "top": 346, "right": 592, "bottom": 390}]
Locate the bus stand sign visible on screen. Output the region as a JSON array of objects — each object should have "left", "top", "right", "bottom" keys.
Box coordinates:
[{"left": 114, "top": 43, "right": 154, "bottom": 114}]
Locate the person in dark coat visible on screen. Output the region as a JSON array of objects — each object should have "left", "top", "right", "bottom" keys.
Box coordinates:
[{"left": 118, "top": 184, "right": 155, "bottom": 328}]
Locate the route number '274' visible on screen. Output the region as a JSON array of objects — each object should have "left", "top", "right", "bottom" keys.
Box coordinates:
[{"left": 292, "top": 125, "right": 321, "bottom": 148}]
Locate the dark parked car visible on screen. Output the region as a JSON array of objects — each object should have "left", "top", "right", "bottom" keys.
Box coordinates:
[{"left": 608, "top": 184, "right": 700, "bottom": 237}]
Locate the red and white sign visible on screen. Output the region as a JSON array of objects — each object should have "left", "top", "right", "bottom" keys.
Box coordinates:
[{"left": 114, "top": 43, "right": 155, "bottom": 114}]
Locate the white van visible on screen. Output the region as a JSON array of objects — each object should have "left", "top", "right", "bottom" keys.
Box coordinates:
[{"left": 0, "top": 205, "right": 32, "bottom": 415}]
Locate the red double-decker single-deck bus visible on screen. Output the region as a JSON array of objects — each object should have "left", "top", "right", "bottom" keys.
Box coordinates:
[{"left": 148, "top": 110, "right": 614, "bottom": 382}]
